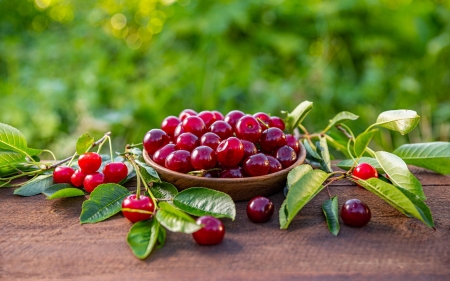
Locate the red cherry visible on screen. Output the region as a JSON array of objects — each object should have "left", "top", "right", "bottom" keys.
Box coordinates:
[
  {"left": 269, "top": 116, "right": 285, "bottom": 131},
  {"left": 260, "top": 127, "right": 287, "bottom": 152},
  {"left": 219, "top": 166, "right": 245, "bottom": 178},
  {"left": 285, "top": 134, "right": 300, "bottom": 154},
  {"left": 103, "top": 162, "right": 128, "bottom": 183},
  {"left": 173, "top": 123, "right": 185, "bottom": 141},
  {"left": 209, "top": 121, "right": 233, "bottom": 140},
  {"left": 176, "top": 132, "right": 199, "bottom": 152},
  {"left": 246, "top": 196, "right": 274, "bottom": 223},
  {"left": 153, "top": 144, "right": 177, "bottom": 166},
  {"left": 192, "top": 216, "right": 225, "bottom": 245},
  {"left": 179, "top": 109, "right": 197, "bottom": 121},
  {"left": 266, "top": 155, "right": 283, "bottom": 174},
  {"left": 78, "top": 152, "right": 102, "bottom": 174},
  {"left": 216, "top": 137, "right": 244, "bottom": 167},
  {"left": 161, "top": 116, "right": 181, "bottom": 138},
  {"left": 197, "top": 111, "right": 217, "bottom": 128},
  {"left": 241, "top": 140, "right": 258, "bottom": 160},
  {"left": 182, "top": 116, "right": 206, "bottom": 138},
  {"left": 352, "top": 162, "right": 379, "bottom": 181},
  {"left": 200, "top": 132, "right": 221, "bottom": 151},
  {"left": 165, "top": 150, "right": 193, "bottom": 173},
  {"left": 341, "top": 199, "right": 371, "bottom": 227},
  {"left": 253, "top": 112, "right": 271, "bottom": 128},
  {"left": 71, "top": 169, "right": 87, "bottom": 187},
  {"left": 204, "top": 170, "right": 220, "bottom": 178},
  {"left": 243, "top": 153, "right": 270, "bottom": 177},
  {"left": 235, "top": 115, "right": 262, "bottom": 143},
  {"left": 212, "top": 110, "right": 224, "bottom": 121},
  {"left": 83, "top": 172, "right": 105, "bottom": 193},
  {"left": 143, "top": 129, "right": 170, "bottom": 155},
  {"left": 53, "top": 166, "right": 75, "bottom": 184},
  {"left": 224, "top": 110, "right": 245, "bottom": 130},
  {"left": 275, "top": 145, "right": 297, "bottom": 168},
  {"left": 122, "top": 194, "right": 155, "bottom": 223},
  {"left": 191, "top": 146, "right": 217, "bottom": 170}
]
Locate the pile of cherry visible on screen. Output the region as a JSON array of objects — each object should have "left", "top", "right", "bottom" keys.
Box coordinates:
[{"left": 144, "top": 109, "right": 301, "bottom": 177}]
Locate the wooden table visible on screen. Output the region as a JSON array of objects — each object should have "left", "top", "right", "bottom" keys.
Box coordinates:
[{"left": 1, "top": 167, "right": 449, "bottom": 281}]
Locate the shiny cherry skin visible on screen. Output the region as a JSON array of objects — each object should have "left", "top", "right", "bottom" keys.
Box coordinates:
[
  {"left": 241, "top": 139, "right": 258, "bottom": 160},
  {"left": 285, "top": 134, "right": 300, "bottom": 154},
  {"left": 269, "top": 116, "right": 285, "bottom": 131},
  {"left": 78, "top": 152, "right": 102, "bottom": 174},
  {"left": 179, "top": 109, "right": 197, "bottom": 122},
  {"left": 173, "top": 123, "right": 185, "bottom": 141},
  {"left": 204, "top": 170, "right": 220, "bottom": 178},
  {"left": 165, "top": 150, "right": 193, "bottom": 173},
  {"left": 224, "top": 110, "right": 245, "bottom": 130},
  {"left": 243, "top": 153, "right": 270, "bottom": 177},
  {"left": 200, "top": 132, "right": 221, "bottom": 151},
  {"left": 216, "top": 137, "right": 244, "bottom": 167},
  {"left": 192, "top": 216, "right": 225, "bottom": 245},
  {"left": 212, "top": 110, "right": 224, "bottom": 121},
  {"left": 176, "top": 132, "right": 199, "bottom": 152},
  {"left": 275, "top": 145, "right": 297, "bottom": 168},
  {"left": 352, "top": 162, "right": 379, "bottom": 181},
  {"left": 253, "top": 112, "right": 271, "bottom": 128},
  {"left": 71, "top": 169, "right": 87, "bottom": 187},
  {"left": 191, "top": 146, "right": 217, "bottom": 170},
  {"left": 219, "top": 166, "right": 245, "bottom": 178},
  {"left": 53, "top": 166, "right": 75, "bottom": 184},
  {"left": 182, "top": 116, "right": 206, "bottom": 138},
  {"left": 266, "top": 155, "right": 283, "bottom": 174},
  {"left": 247, "top": 196, "right": 274, "bottom": 223},
  {"left": 235, "top": 115, "right": 262, "bottom": 143},
  {"left": 153, "top": 144, "right": 177, "bottom": 166},
  {"left": 260, "top": 127, "right": 287, "bottom": 153},
  {"left": 209, "top": 121, "right": 233, "bottom": 140},
  {"left": 341, "top": 199, "right": 371, "bottom": 227},
  {"left": 122, "top": 194, "right": 155, "bottom": 223},
  {"left": 83, "top": 172, "right": 105, "bottom": 193},
  {"left": 103, "top": 162, "right": 128, "bottom": 183},
  {"left": 197, "top": 111, "right": 217, "bottom": 128},
  {"left": 161, "top": 116, "right": 181, "bottom": 138},
  {"left": 143, "top": 129, "right": 171, "bottom": 155}
]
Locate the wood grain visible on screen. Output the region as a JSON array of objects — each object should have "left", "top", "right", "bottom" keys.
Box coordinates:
[{"left": 0, "top": 171, "right": 449, "bottom": 281}]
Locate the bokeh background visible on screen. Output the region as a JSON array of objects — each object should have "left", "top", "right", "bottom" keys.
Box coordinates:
[{"left": 1, "top": 0, "right": 449, "bottom": 158}]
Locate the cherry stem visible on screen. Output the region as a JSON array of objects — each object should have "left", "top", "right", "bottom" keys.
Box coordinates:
[
  {"left": 125, "top": 143, "right": 143, "bottom": 149},
  {"left": 336, "top": 124, "right": 354, "bottom": 140},
  {"left": 107, "top": 136, "right": 114, "bottom": 162},
  {"left": 323, "top": 175, "right": 345, "bottom": 199},
  {"left": 125, "top": 152, "right": 157, "bottom": 207},
  {"left": 256, "top": 118, "right": 270, "bottom": 130},
  {"left": 42, "top": 150, "right": 57, "bottom": 161}
]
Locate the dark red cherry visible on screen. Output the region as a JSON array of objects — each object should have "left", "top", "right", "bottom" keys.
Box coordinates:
[
  {"left": 179, "top": 109, "right": 197, "bottom": 121},
  {"left": 53, "top": 166, "right": 75, "bottom": 184},
  {"left": 212, "top": 110, "right": 224, "bottom": 121},
  {"left": 103, "top": 162, "right": 128, "bottom": 183},
  {"left": 243, "top": 153, "right": 270, "bottom": 177},
  {"left": 200, "top": 132, "right": 221, "bottom": 151},
  {"left": 275, "top": 145, "right": 297, "bottom": 168},
  {"left": 209, "top": 121, "right": 233, "bottom": 140},
  {"left": 173, "top": 123, "right": 185, "bottom": 141},
  {"left": 235, "top": 115, "right": 262, "bottom": 143},
  {"left": 165, "top": 150, "right": 193, "bottom": 173},
  {"left": 182, "top": 116, "right": 206, "bottom": 137},
  {"left": 219, "top": 166, "right": 245, "bottom": 178},
  {"left": 197, "top": 111, "right": 217, "bottom": 128},
  {"left": 153, "top": 144, "right": 177, "bottom": 166},
  {"left": 216, "top": 137, "right": 244, "bottom": 167},
  {"left": 246, "top": 196, "right": 274, "bottom": 223},
  {"left": 191, "top": 146, "right": 217, "bottom": 170},
  {"left": 253, "top": 112, "right": 271, "bottom": 128},
  {"left": 122, "top": 194, "right": 155, "bottom": 223},
  {"left": 176, "top": 132, "right": 199, "bottom": 152},
  {"left": 341, "top": 199, "right": 371, "bottom": 227},
  {"left": 78, "top": 152, "right": 102, "bottom": 174},
  {"left": 241, "top": 140, "right": 258, "bottom": 160},
  {"left": 83, "top": 172, "right": 105, "bottom": 193},
  {"left": 266, "top": 155, "right": 283, "bottom": 174},
  {"left": 269, "top": 116, "right": 285, "bottom": 131},
  {"left": 285, "top": 134, "right": 300, "bottom": 154},
  {"left": 71, "top": 169, "right": 87, "bottom": 187},
  {"left": 192, "top": 216, "right": 225, "bottom": 245},
  {"left": 224, "top": 110, "right": 245, "bottom": 130},
  {"left": 260, "top": 127, "right": 287, "bottom": 152},
  {"left": 161, "top": 116, "right": 181, "bottom": 138},
  {"left": 143, "top": 129, "right": 170, "bottom": 155}
]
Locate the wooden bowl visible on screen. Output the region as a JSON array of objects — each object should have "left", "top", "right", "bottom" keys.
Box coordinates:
[{"left": 143, "top": 144, "right": 306, "bottom": 201}]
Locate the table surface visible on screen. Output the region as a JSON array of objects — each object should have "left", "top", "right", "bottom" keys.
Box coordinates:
[{"left": 1, "top": 166, "right": 450, "bottom": 281}]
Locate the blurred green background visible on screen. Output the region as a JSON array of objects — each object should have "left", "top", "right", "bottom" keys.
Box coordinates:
[{"left": 1, "top": 0, "right": 449, "bottom": 158}]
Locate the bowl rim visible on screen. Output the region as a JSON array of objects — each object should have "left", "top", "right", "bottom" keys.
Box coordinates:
[{"left": 143, "top": 142, "right": 306, "bottom": 182}]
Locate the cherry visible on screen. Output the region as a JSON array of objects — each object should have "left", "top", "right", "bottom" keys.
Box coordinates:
[
  {"left": 224, "top": 110, "right": 245, "bottom": 130},
  {"left": 200, "top": 132, "right": 221, "bottom": 151},
  {"left": 173, "top": 123, "right": 185, "bottom": 141},
  {"left": 253, "top": 112, "right": 271, "bottom": 128},
  {"left": 153, "top": 144, "right": 177, "bottom": 166},
  {"left": 197, "top": 111, "right": 217, "bottom": 128},
  {"left": 191, "top": 146, "right": 217, "bottom": 170},
  {"left": 192, "top": 216, "right": 225, "bottom": 245},
  {"left": 103, "top": 162, "right": 128, "bottom": 183},
  {"left": 269, "top": 116, "right": 285, "bottom": 131},
  {"left": 341, "top": 199, "right": 371, "bottom": 227},
  {"left": 182, "top": 116, "right": 206, "bottom": 138},
  {"left": 241, "top": 139, "right": 258, "bottom": 160},
  {"left": 143, "top": 129, "right": 170, "bottom": 155},
  {"left": 161, "top": 116, "right": 181, "bottom": 138},
  {"left": 243, "top": 153, "right": 270, "bottom": 177},
  {"left": 204, "top": 170, "right": 220, "bottom": 178},
  {"left": 209, "top": 121, "right": 233, "bottom": 140},
  {"left": 219, "top": 166, "right": 245, "bottom": 178},
  {"left": 53, "top": 166, "right": 75, "bottom": 184},
  {"left": 235, "top": 115, "right": 262, "bottom": 143},
  {"left": 246, "top": 196, "right": 274, "bottom": 223},
  {"left": 176, "top": 132, "right": 199, "bottom": 152},
  {"left": 122, "top": 194, "right": 155, "bottom": 223},
  {"left": 266, "top": 155, "right": 283, "bottom": 174},
  {"left": 260, "top": 127, "right": 287, "bottom": 153},
  {"left": 83, "top": 172, "right": 105, "bottom": 193},
  {"left": 78, "top": 152, "right": 102, "bottom": 174},
  {"left": 285, "top": 134, "right": 300, "bottom": 154},
  {"left": 165, "top": 150, "right": 193, "bottom": 173},
  {"left": 275, "top": 145, "right": 297, "bottom": 168},
  {"left": 179, "top": 109, "right": 197, "bottom": 122},
  {"left": 71, "top": 169, "right": 87, "bottom": 187},
  {"left": 212, "top": 110, "right": 224, "bottom": 121},
  {"left": 216, "top": 137, "right": 244, "bottom": 167},
  {"left": 352, "top": 162, "right": 379, "bottom": 181}
]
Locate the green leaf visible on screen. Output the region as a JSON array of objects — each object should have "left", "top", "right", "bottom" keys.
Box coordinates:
[
  {"left": 127, "top": 219, "right": 160, "bottom": 260},
  {"left": 337, "top": 157, "right": 385, "bottom": 173},
  {"left": 173, "top": 187, "right": 236, "bottom": 220},
  {"left": 80, "top": 184, "right": 131, "bottom": 224},
  {"left": 373, "top": 110, "right": 420, "bottom": 135},
  {"left": 135, "top": 159, "right": 161, "bottom": 183},
  {"left": 151, "top": 181, "right": 178, "bottom": 200},
  {"left": 76, "top": 133, "right": 94, "bottom": 155},
  {"left": 283, "top": 169, "right": 329, "bottom": 229},
  {"left": 354, "top": 129, "right": 378, "bottom": 158},
  {"left": 322, "top": 196, "right": 340, "bottom": 236},
  {"left": 155, "top": 202, "right": 201, "bottom": 234},
  {"left": 46, "top": 188, "right": 85, "bottom": 200},
  {"left": 393, "top": 142, "right": 450, "bottom": 175},
  {"left": 0, "top": 151, "right": 26, "bottom": 168},
  {"left": 324, "top": 111, "right": 359, "bottom": 132},
  {"left": 356, "top": 178, "right": 434, "bottom": 228},
  {"left": 14, "top": 174, "right": 53, "bottom": 196},
  {"left": 316, "top": 137, "right": 332, "bottom": 173},
  {"left": 0, "top": 123, "right": 42, "bottom": 157},
  {"left": 374, "top": 151, "right": 426, "bottom": 200},
  {"left": 279, "top": 200, "right": 289, "bottom": 229},
  {"left": 287, "top": 164, "right": 313, "bottom": 188},
  {"left": 157, "top": 226, "right": 166, "bottom": 249},
  {"left": 285, "top": 101, "right": 313, "bottom": 132},
  {"left": 303, "top": 139, "right": 322, "bottom": 162}
]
